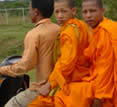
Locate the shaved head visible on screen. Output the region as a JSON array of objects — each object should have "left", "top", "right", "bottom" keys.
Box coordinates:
[
  {"left": 82, "top": 0, "right": 104, "bottom": 28},
  {"left": 54, "top": 0, "right": 75, "bottom": 8},
  {"left": 82, "top": 0, "right": 103, "bottom": 8}
]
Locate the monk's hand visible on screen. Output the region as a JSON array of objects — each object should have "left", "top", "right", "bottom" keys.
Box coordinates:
[
  {"left": 39, "top": 82, "right": 51, "bottom": 96},
  {"left": 29, "top": 80, "right": 51, "bottom": 96},
  {"left": 91, "top": 98, "right": 102, "bottom": 107},
  {"left": 29, "top": 80, "right": 47, "bottom": 92}
]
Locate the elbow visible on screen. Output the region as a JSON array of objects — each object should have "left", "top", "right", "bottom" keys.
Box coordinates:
[{"left": 13, "top": 66, "right": 28, "bottom": 76}]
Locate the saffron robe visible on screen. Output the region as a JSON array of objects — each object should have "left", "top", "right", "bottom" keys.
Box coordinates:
[{"left": 66, "top": 17, "right": 116, "bottom": 107}]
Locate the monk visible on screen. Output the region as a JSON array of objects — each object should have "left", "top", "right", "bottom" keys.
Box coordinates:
[
  {"left": 0, "top": 0, "right": 60, "bottom": 84},
  {"left": 81, "top": 0, "right": 117, "bottom": 106}
]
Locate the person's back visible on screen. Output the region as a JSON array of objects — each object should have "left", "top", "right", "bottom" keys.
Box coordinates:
[
  {"left": 28, "top": 19, "right": 60, "bottom": 82},
  {"left": 37, "top": 21, "right": 60, "bottom": 82},
  {"left": 0, "top": 0, "right": 60, "bottom": 84}
]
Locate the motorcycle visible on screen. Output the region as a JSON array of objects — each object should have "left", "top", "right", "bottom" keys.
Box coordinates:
[{"left": 0, "top": 55, "right": 30, "bottom": 107}]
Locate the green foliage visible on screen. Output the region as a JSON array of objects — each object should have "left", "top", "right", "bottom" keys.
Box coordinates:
[
  {"left": 104, "top": 0, "right": 117, "bottom": 21},
  {"left": 0, "top": 1, "right": 29, "bottom": 9},
  {"left": 75, "top": 0, "right": 82, "bottom": 19}
]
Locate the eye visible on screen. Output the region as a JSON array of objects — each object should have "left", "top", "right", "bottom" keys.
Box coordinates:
[
  {"left": 90, "top": 9, "right": 96, "bottom": 13},
  {"left": 82, "top": 10, "right": 87, "bottom": 14},
  {"left": 61, "top": 9, "right": 67, "bottom": 13},
  {"left": 55, "top": 10, "right": 59, "bottom": 14}
]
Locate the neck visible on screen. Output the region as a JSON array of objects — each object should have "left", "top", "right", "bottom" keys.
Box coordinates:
[
  {"left": 92, "top": 17, "right": 104, "bottom": 29},
  {"left": 34, "top": 16, "right": 44, "bottom": 24}
]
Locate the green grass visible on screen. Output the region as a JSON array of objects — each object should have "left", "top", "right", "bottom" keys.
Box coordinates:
[
  {"left": 0, "top": 23, "right": 32, "bottom": 61},
  {"left": 27, "top": 69, "right": 36, "bottom": 82}
]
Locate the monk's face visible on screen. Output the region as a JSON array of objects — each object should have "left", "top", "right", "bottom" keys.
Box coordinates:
[
  {"left": 82, "top": 1, "right": 104, "bottom": 28},
  {"left": 54, "top": 1, "right": 76, "bottom": 26}
]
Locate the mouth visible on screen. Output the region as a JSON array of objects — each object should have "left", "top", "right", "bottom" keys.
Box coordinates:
[
  {"left": 86, "top": 20, "right": 94, "bottom": 25},
  {"left": 57, "top": 19, "right": 65, "bottom": 25}
]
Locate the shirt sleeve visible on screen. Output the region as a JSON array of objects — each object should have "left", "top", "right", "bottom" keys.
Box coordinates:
[
  {"left": 0, "top": 30, "right": 38, "bottom": 76},
  {"left": 93, "top": 29, "right": 114, "bottom": 100},
  {"left": 49, "top": 26, "right": 79, "bottom": 89}
]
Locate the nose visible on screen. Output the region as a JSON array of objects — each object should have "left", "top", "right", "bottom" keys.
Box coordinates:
[
  {"left": 58, "top": 12, "right": 63, "bottom": 18},
  {"left": 86, "top": 11, "right": 91, "bottom": 18}
]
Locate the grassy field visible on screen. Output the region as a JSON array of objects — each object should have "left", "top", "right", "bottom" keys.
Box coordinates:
[
  {"left": 0, "top": 23, "right": 32, "bottom": 60},
  {"left": 0, "top": 23, "right": 36, "bottom": 81}
]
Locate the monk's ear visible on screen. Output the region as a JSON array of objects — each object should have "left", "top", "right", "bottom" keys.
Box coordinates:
[{"left": 72, "top": 7, "right": 77, "bottom": 16}]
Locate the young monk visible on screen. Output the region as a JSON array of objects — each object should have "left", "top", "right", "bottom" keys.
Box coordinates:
[
  {"left": 0, "top": 0, "right": 60, "bottom": 83},
  {"left": 5, "top": 0, "right": 91, "bottom": 107}
]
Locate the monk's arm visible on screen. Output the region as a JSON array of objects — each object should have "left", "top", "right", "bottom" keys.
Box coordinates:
[
  {"left": 93, "top": 30, "right": 114, "bottom": 100},
  {"left": 49, "top": 28, "right": 78, "bottom": 89},
  {"left": 0, "top": 31, "right": 38, "bottom": 76}
]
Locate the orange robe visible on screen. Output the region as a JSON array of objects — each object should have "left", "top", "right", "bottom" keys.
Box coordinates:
[
  {"left": 65, "top": 17, "right": 115, "bottom": 107},
  {"left": 96, "top": 18, "right": 117, "bottom": 107},
  {"left": 60, "top": 17, "right": 116, "bottom": 107},
  {"left": 28, "top": 18, "right": 90, "bottom": 107}
]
